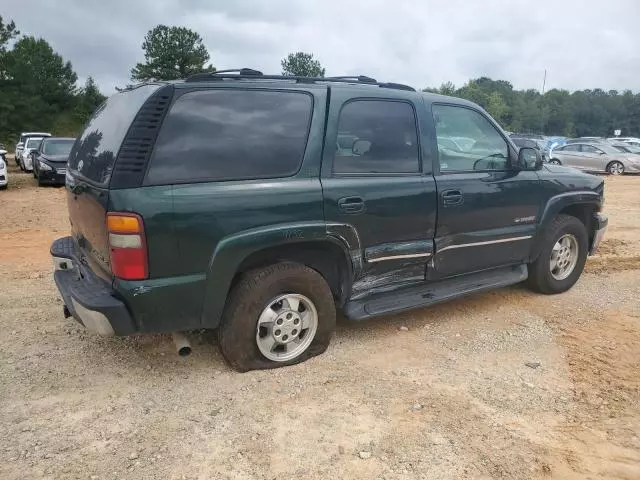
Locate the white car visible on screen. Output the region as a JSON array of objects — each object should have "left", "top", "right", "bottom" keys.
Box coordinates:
[
  {"left": 20, "top": 137, "right": 45, "bottom": 172},
  {"left": 0, "top": 154, "right": 8, "bottom": 189},
  {"left": 15, "top": 131, "right": 51, "bottom": 165}
]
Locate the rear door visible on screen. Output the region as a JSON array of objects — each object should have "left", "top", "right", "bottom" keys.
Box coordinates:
[
  {"left": 430, "top": 103, "right": 540, "bottom": 278},
  {"left": 66, "top": 84, "right": 161, "bottom": 280},
  {"left": 321, "top": 90, "right": 437, "bottom": 296},
  {"left": 557, "top": 144, "right": 585, "bottom": 169}
]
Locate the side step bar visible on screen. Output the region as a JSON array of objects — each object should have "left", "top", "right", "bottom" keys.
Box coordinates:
[{"left": 344, "top": 264, "right": 528, "bottom": 320}]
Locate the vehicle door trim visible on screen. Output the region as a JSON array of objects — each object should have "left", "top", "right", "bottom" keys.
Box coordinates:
[
  {"left": 437, "top": 235, "right": 533, "bottom": 253},
  {"left": 367, "top": 252, "right": 432, "bottom": 263}
]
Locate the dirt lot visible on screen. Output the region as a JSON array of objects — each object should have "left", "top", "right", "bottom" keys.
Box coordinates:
[{"left": 1, "top": 159, "right": 639, "bottom": 480}]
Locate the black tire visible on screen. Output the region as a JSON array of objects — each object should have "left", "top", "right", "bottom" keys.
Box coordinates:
[
  {"left": 527, "top": 214, "right": 588, "bottom": 294},
  {"left": 549, "top": 158, "right": 561, "bottom": 165},
  {"left": 606, "top": 161, "right": 624, "bottom": 175},
  {"left": 218, "top": 262, "right": 336, "bottom": 372}
]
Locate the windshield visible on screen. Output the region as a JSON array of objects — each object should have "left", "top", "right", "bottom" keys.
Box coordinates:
[
  {"left": 613, "top": 145, "right": 630, "bottom": 153},
  {"left": 43, "top": 139, "right": 75, "bottom": 156},
  {"left": 25, "top": 138, "right": 43, "bottom": 149}
]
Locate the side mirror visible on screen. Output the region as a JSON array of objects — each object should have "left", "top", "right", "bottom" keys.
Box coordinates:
[
  {"left": 352, "top": 139, "right": 371, "bottom": 156},
  {"left": 518, "top": 147, "right": 543, "bottom": 171},
  {"left": 17, "top": 142, "right": 24, "bottom": 148}
]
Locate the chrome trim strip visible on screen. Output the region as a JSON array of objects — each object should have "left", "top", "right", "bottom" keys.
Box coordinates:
[
  {"left": 438, "top": 235, "right": 533, "bottom": 253},
  {"left": 367, "top": 252, "right": 432, "bottom": 263}
]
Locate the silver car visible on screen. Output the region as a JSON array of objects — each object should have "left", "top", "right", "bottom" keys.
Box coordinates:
[{"left": 548, "top": 142, "right": 640, "bottom": 175}]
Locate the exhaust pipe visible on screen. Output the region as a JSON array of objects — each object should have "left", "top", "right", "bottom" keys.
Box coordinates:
[{"left": 171, "top": 332, "right": 192, "bottom": 357}]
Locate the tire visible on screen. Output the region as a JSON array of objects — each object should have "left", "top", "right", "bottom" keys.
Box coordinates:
[
  {"left": 218, "top": 262, "right": 336, "bottom": 372},
  {"left": 549, "top": 159, "right": 561, "bottom": 165},
  {"left": 527, "top": 214, "right": 588, "bottom": 294},
  {"left": 606, "top": 161, "right": 624, "bottom": 175}
]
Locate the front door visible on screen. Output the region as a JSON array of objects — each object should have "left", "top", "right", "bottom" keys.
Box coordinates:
[
  {"left": 430, "top": 103, "right": 540, "bottom": 278},
  {"left": 321, "top": 93, "right": 437, "bottom": 297}
]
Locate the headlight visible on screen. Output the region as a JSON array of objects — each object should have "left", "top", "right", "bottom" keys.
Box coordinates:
[
  {"left": 0, "top": 161, "right": 5, "bottom": 170},
  {"left": 39, "top": 162, "right": 53, "bottom": 171}
]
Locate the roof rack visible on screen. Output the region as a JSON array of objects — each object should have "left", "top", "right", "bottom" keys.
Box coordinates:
[{"left": 185, "top": 69, "right": 416, "bottom": 92}]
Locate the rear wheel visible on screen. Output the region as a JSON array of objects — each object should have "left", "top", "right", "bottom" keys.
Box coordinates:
[
  {"left": 218, "top": 262, "right": 336, "bottom": 372},
  {"left": 548, "top": 158, "right": 561, "bottom": 165},
  {"left": 527, "top": 214, "right": 588, "bottom": 294},
  {"left": 607, "top": 161, "right": 624, "bottom": 175}
]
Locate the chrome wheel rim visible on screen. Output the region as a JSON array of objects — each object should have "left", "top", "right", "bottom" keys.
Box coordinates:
[
  {"left": 255, "top": 293, "right": 318, "bottom": 362},
  {"left": 550, "top": 234, "right": 579, "bottom": 280},
  {"left": 609, "top": 162, "right": 624, "bottom": 175}
]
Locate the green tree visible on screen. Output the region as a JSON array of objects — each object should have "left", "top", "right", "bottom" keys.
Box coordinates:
[
  {"left": 0, "top": 15, "right": 19, "bottom": 51},
  {"left": 131, "top": 25, "right": 213, "bottom": 81},
  {"left": 0, "top": 36, "right": 78, "bottom": 143},
  {"left": 281, "top": 52, "right": 325, "bottom": 77}
]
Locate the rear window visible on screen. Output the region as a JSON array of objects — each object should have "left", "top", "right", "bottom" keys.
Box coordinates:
[
  {"left": 42, "top": 139, "right": 75, "bottom": 156},
  {"left": 68, "top": 85, "right": 160, "bottom": 185},
  {"left": 145, "top": 89, "right": 313, "bottom": 185}
]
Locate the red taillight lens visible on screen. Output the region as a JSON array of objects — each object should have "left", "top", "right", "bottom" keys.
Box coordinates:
[{"left": 106, "top": 213, "right": 148, "bottom": 280}]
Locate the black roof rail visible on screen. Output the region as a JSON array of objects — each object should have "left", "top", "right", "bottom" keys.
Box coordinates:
[{"left": 184, "top": 69, "right": 415, "bottom": 91}]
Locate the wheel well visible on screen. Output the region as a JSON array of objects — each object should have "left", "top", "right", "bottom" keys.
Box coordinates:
[
  {"left": 232, "top": 242, "right": 352, "bottom": 305},
  {"left": 558, "top": 204, "right": 596, "bottom": 243}
]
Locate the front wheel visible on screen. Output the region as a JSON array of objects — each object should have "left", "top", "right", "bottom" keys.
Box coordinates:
[
  {"left": 218, "top": 262, "right": 336, "bottom": 372},
  {"left": 548, "top": 159, "right": 561, "bottom": 165},
  {"left": 527, "top": 214, "right": 588, "bottom": 294},
  {"left": 607, "top": 161, "right": 624, "bottom": 175}
]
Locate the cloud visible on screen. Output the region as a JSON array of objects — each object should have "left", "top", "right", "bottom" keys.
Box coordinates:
[{"left": 3, "top": 0, "right": 639, "bottom": 94}]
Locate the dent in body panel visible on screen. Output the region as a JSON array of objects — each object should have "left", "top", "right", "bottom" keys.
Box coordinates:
[
  {"left": 365, "top": 240, "right": 433, "bottom": 262},
  {"left": 326, "top": 222, "right": 363, "bottom": 278},
  {"left": 351, "top": 260, "right": 425, "bottom": 300}
]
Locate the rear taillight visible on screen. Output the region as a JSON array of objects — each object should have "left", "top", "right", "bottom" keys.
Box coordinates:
[{"left": 106, "top": 213, "right": 148, "bottom": 280}]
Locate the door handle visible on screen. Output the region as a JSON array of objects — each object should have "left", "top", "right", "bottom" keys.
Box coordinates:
[
  {"left": 442, "top": 189, "right": 463, "bottom": 206},
  {"left": 337, "top": 196, "right": 365, "bottom": 214}
]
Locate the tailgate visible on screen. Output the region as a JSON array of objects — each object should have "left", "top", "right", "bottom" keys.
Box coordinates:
[{"left": 65, "top": 84, "right": 162, "bottom": 280}]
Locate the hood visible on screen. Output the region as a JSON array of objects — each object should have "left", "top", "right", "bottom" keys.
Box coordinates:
[
  {"left": 41, "top": 154, "right": 69, "bottom": 163},
  {"left": 542, "top": 163, "right": 579, "bottom": 175},
  {"left": 541, "top": 163, "right": 603, "bottom": 193}
]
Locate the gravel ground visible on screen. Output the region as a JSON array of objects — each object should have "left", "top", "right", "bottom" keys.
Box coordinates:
[{"left": 1, "top": 160, "right": 639, "bottom": 480}]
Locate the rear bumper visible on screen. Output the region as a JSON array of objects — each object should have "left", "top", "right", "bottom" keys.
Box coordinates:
[
  {"left": 589, "top": 214, "right": 608, "bottom": 255},
  {"left": 51, "top": 237, "right": 135, "bottom": 336}
]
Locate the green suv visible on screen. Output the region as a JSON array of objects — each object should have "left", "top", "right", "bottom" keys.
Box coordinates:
[{"left": 51, "top": 70, "right": 607, "bottom": 371}]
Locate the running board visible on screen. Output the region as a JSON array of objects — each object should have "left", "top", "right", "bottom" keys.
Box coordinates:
[{"left": 344, "top": 264, "right": 528, "bottom": 320}]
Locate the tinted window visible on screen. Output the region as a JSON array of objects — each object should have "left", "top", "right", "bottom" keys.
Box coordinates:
[
  {"left": 433, "top": 105, "right": 508, "bottom": 171},
  {"left": 581, "top": 145, "right": 603, "bottom": 154},
  {"left": 333, "top": 100, "right": 419, "bottom": 174},
  {"left": 68, "top": 84, "right": 160, "bottom": 185},
  {"left": 146, "top": 90, "right": 312, "bottom": 184},
  {"left": 42, "top": 139, "right": 75, "bottom": 156},
  {"left": 560, "top": 144, "right": 580, "bottom": 152}
]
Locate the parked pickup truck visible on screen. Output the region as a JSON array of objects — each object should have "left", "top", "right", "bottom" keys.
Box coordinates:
[{"left": 51, "top": 70, "right": 607, "bottom": 371}]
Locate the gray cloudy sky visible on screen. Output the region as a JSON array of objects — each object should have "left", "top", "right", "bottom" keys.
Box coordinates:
[{"left": 4, "top": 0, "right": 640, "bottom": 94}]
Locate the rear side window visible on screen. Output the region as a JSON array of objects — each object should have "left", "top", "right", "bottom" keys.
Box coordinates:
[
  {"left": 68, "top": 84, "right": 160, "bottom": 185},
  {"left": 145, "top": 89, "right": 313, "bottom": 184},
  {"left": 333, "top": 100, "right": 420, "bottom": 174}
]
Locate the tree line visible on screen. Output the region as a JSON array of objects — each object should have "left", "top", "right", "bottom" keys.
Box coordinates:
[
  {"left": 2, "top": 18, "right": 639, "bottom": 148},
  {"left": 0, "top": 16, "right": 106, "bottom": 148},
  {"left": 424, "top": 78, "right": 640, "bottom": 137}
]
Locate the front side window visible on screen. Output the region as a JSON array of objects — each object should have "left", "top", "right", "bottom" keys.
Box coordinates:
[
  {"left": 433, "top": 104, "right": 509, "bottom": 172},
  {"left": 333, "top": 100, "right": 420, "bottom": 174},
  {"left": 26, "top": 138, "right": 43, "bottom": 150},
  {"left": 146, "top": 89, "right": 312, "bottom": 184}
]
